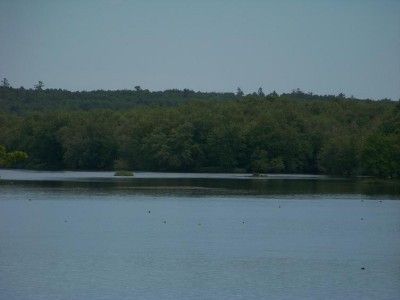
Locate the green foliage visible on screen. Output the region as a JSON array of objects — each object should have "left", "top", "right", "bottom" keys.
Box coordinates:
[
  {"left": 114, "top": 159, "right": 130, "bottom": 171},
  {"left": 251, "top": 150, "right": 285, "bottom": 174},
  {"left": 0, "top": 86, "right": 236, "bottom": 114},
  {"left": 361, "top": 108, "right": 400, "bottom": 178},
  {"left": 0, "top": 145, "right": 28, "bottom": 167},
  {"left": 318, "top": 135, "right": 360, "bottom": 176},
  {"left": 0, "top": 86, "right": 398, "bottom": 178},
  {"left": 269, "top": 157, "right": 285, "bottom": 173},
  {"left": 16, "top": 113, "right": 66, "bottom": 169},
  {"left": 361, "top": 134, "right": 400, "bottom": 178},
  {"left": 251, "top": 150, "right": 269, "bottom": 173},
  {"left": 58, "top": 112, "right": 117, "bottom": 170}
]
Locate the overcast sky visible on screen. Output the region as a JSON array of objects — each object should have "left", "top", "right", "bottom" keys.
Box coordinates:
[{"left": 0, "top": 0, "right": 399, "bottom": 99}]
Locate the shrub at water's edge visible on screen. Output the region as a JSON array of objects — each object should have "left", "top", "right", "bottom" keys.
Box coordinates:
[{"left": 0, "top": 145, "right": 28, "bottom": 168}]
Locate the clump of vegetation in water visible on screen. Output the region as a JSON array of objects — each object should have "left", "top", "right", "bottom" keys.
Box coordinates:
[
  {"left": 114, "top": 170, "right": 134, "bottom": 176},
  {"left": 252, "top": 173, "right": 268, "bottom": 177}
]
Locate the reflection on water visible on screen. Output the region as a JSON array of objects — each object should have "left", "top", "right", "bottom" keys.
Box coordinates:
[
  {"left": 0, "top": 169, "right": 399, "bottom": 197},
  {"left": 0, "top": 169, "right": 330, "bottom": 180}
]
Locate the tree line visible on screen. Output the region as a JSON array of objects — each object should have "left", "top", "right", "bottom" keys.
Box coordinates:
[{"left": 0, "top": 85, "right": 399, "bottom": 178}]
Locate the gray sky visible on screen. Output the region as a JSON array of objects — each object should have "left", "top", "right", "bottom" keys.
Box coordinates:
[{"left": 0, "top": 0, "right": 399, "bottom": 99}]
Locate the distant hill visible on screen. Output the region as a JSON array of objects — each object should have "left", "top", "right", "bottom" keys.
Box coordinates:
[
  {"left": 0, "top": 86, "right": 394, "bottom": 115},
  {"left": 0, "top": 86, "right": 236, "bottom": 114}
]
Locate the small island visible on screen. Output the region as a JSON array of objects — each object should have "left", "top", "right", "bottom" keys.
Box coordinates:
[{"left": 114, "top": 170, "right": 134, "bottom": 177}]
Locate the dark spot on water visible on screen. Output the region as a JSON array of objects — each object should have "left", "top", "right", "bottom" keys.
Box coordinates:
[
  {"left": 361, "top": 267, "right": 365, "bottom": 270},
  {"left": 361, "top": 218, "right": 364, "bottom": 221},
  {"left": 163, "top": 220, "right": 166, "bottom": 224},
  {"left": 148, "top": 210, "right": 151, "bottom": 213}
]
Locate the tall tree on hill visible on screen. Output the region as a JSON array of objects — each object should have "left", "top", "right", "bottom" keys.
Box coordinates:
[
  {"left": 236, "top": 87, "right": 244, "bottom": 97},
  {"left": 34, "top": 81, "right": 44, "bottom": 90},
  {"left": 1, "top": 78, "right": 10, "bottom": 88}
]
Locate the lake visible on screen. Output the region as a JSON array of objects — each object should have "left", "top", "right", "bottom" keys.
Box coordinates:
[{"left": 0, "top": 170, "right": 399, "bottom": 299}]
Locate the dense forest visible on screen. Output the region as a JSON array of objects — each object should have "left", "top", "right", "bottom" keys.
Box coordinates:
[{"left": 0, "top": 82, "right": 399, "bottom": 178}]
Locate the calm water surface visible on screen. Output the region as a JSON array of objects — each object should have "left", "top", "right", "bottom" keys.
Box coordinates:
[{"left": 0, "top": 170, "right": 399, "bottom": 299}]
